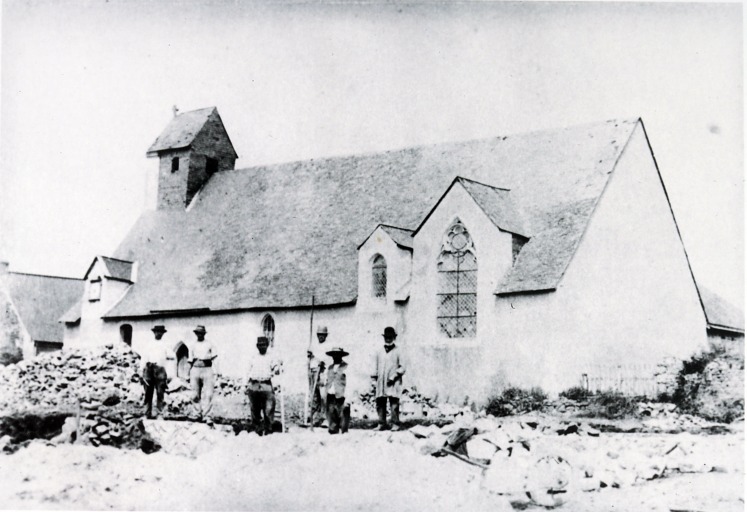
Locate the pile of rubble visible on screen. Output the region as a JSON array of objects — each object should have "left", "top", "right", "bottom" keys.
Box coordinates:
[
  {"left": 408, "top": 414, "right": 734, "bottom": 508},
  {"left": 0, "top": 344, "right": 143, "bottom": 415},
  {"left": 0, "top": 344, "right": 253, "bottom": 422},
  {"left": 635, "top": 402, "right": 726, "bottom": 432},
  {"left": 353, "top": 386, "right": 474, "bottom": 420}
]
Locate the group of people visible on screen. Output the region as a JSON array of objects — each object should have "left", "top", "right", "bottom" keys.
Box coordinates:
[
  {"left": 138, "top": 322, "right": 406, "bottom": 435},
  {"left": 138, "top": 324, "right": 218, "bottom": 423},
  {"left": 307, "top": 325, "right": 406, "bottom": 433}
]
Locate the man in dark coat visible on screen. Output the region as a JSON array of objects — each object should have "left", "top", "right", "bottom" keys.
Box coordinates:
[{"left": 371, "top": 326, "right": 406, "bottom": 431}]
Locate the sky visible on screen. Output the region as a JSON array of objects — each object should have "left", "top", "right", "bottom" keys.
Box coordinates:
[{"left": 0, "top": 0, "right": 743, "bottom": 309}]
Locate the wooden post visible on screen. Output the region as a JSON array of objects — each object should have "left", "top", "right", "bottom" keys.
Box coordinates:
[
  {"left": 75, "top": 396, "right": 81, "bottom": 444},
  {"left": 303, "top": 295, "right": 315, "bottom": 424}
]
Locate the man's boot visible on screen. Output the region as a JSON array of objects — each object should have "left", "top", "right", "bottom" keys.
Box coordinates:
[{"left": 375, "top": 397, "right": 388, "bottom": 430}]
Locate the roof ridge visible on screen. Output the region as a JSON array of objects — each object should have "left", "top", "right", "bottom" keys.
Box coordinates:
[
  {"left": 227, "top": 117, "right": 641, "bottom": 173},
  {"left": 100, "top": 256, "right": 135, "bottom": 264},
  {"left": 177, "top": 106, "right": 216, "bottom": 116},
  {"left": 7, "top": 271, "right": 83, "bottom": 281},
  {"left": 456, "top": 176, "right": 511, "bottom": 192},
  {"left": 379, "top": 224, "right": 414, "bottom": 233}
]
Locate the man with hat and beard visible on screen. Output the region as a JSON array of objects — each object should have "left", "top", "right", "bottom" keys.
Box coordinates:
[
  {"left": 371, "top": 326, "right": 406, "bottom": 431},
  {"left": 306, "top": 325, "right": 329, "bottom": 427},
  {"left": 140, "top": 325, "right": 171, "bottom": 418},
  {"left": 324, "top": 346, "right": 350, "bottom": 434},
  {"left": 246, "top": 336, "right": 282, "bottom": 435},
  {"left": 189, "top": 325, "right": 218, "bottom": 424}
]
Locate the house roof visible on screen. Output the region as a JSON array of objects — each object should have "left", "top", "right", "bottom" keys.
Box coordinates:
[
  {"left": 106, "top": 118, "right": 639, "bottom": 318},
  {"left": 496, "top": 197, "right": 597, "bottom": 294},
  {"left": 83, "top": 256, "right": 135, "bottom": 282},
  {"left": 381, "top": 226, "right": 414, "bottom": 250},
  {"left": 358, "top": 224, "right": 414, "bottom": 251},
  {"left": 146, "top": 107, "right": 218, "bottom": 156},
  {"left": 100, "top": 257, "right": 135, "bottom": 282},
  {"left": 2, "top": 272, "right": 84, "bottom": 342},
  {"left": 60, "top": 298, "right": 82, "bottom": 324},
  {"left": 698, "top": 286, "right": 744, "bottom": 333},
  {"left": 415, "top": 176, "right": 528, "bottom": 237}
]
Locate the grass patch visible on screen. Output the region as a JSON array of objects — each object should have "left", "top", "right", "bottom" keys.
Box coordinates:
[{"left": 485, "top": 387, "right": 547, "bottom": 417}]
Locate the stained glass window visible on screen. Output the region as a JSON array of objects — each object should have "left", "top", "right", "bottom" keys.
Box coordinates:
[{"left": 437, "top": 220, "right": 477, "bottom": 338}]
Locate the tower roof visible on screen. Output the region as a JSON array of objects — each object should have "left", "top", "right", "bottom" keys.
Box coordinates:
[{"left": 146, "top": 107, "right": 236, "bottom": 157}]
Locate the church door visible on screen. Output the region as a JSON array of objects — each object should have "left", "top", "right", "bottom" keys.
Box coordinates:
[{"left": 176, "top": 343, "right": 190, "bottom": 380}]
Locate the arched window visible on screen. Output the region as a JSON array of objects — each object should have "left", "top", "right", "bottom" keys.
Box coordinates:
[
  {"left": 175, "top": 343, "right": 190, "bottom": 379},
  {"left": 437, "top": 219, "right": 477, "bottom": 338},
  {"left": 119, "top": 324, "right": 132, "bottom": 346},
  {"left": 372, "top": 254, "right": 387, "bottom": 298},
  {"left": 262, "top": 314, "right": 276, "bottom": 347}
]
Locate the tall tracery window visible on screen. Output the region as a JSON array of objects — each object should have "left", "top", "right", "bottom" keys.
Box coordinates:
[
  {"left": 372, "top": 254, "right": 387, "bottom": 299},
  {"left": 437, "top": 219, "right": 477, "bottom": 338},
  {"left": 262, "top": 314, "right": 275, "bottom": 346}
]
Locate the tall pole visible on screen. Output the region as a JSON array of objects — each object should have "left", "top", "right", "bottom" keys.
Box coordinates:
[{"left": 303, "top": 295, "right": 316, "bottom": 424}]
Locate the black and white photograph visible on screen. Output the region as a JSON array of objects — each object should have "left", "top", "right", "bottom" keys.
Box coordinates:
[{"left": 0, "top": 1, "right": 743, "bottom": 510}]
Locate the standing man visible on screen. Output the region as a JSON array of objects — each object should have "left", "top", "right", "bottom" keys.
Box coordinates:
[
  {"left": 246, "top": 336, "right": 282, "bottom": 435},
  {"left": 371, "top": 326, "right": 406, "bottom": 431},
  {"left": 141, "top": 325, "right": 171, "bottom": 419},
  {"left": 189, "top": 325, "right": 218, "bottom": 424},
  {"left": 306, "top": 325, "right": 329, "bottom": 427}
]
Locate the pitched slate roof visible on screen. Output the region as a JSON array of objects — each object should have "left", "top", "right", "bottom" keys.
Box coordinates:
[
  {"left": 60, "top": 298, "right": 82, "bottom": 324},
  {"left": 106, "top": 118, "right": 639, "bottom": 318},
  {"left": 83, "top": 256, "right": 135, "bottom": 282},
  {"left": 2, "top": 272, "right": 84, "bottom": 342},
  {"left": 146, "top": 107, "right": 217, "bottom": 156},
  {"left": 698, "top": 286, "right": 744, "bottom": 333},
  {"left": 416, "top": 177, "right": 528, "bottom": 237},
  {"left": 496, "top": 198, "right": 597, "bottom": 294},
  {"left": 381, "top": 226, "right": 414, "bottom": 250},
  {"left": 358, "top": 225, "right": 414, "bottom": 251},
  {"left": 100, "top": 257, "right": 135, "bottom": 282}
]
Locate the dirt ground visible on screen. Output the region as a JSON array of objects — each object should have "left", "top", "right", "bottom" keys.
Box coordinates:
[{"left": 0, "top": 424, "right": 743, "bottom": 511}]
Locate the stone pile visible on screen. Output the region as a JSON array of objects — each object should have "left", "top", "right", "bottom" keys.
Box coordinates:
[
  {"left": 140, "top": 419, "right": 233, "bottom": 457},
  {"left": 353, "top": 386, "right": 474, "bottom": 420},
  {"left": 0, "top": 344, "right": 254, "bottom": 423},
  {"left": 0, "top": 344, "right": 142, "bottom": 415},
  {"left": 635, "top": 401, "right": 724, "bottom": 432},
  {"left": 408, "top": 415, "right": 732, "bottom": 508},
  {"left": 48, "top": 411, "right": 143, "bottom": 448}
]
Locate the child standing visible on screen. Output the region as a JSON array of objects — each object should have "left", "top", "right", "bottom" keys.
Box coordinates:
[{"left": 324, "top": 347, "right": 351, "bottom": 434}]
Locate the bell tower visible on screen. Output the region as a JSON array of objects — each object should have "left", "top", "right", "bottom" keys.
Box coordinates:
[{"left": 146, "top": 107, "right": 238, "bottom": 210}]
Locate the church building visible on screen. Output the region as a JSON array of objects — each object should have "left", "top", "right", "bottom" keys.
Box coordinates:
[{"left": 59, "top": 107, "right": 743, "bottom": 401}]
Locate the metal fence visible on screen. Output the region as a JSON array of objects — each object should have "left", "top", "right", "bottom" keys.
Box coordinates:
[{"left": 581, "top": 363, "right": 661, "bottom": 397}]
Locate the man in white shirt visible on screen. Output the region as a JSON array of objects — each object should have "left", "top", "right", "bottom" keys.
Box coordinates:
[
  {"left": 246, "top": 336, "right": 282, "bottom": 435},
  {"left": 189, "top": 325, "right": 218, "bottom": 424},
  {"left": 140, "top": 325, "right": 171, "bottom": 418},
  {"left": 306, "top": 325, "right": 329, "bottom": 426}
]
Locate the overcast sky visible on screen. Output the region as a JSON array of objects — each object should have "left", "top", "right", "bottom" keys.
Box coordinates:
[{"left": 0, "top": 1, "right": 743, "bottom": 309}]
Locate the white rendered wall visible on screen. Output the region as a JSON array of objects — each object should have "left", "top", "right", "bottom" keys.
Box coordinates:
[
  {"left": 357, "top": 225, "right": 413, "bottom": 315},
  {"left": 487, "top": 122, "right": 709, "bottom": 395},
  {"left": 69, "top": 304, "right": 398, "bottom": 397},
  {"left": 66, "top": 259, "right": 133, "bottom": 349},
  {"left": 404, "top": 183, "right": 514, "bottom": 402}
]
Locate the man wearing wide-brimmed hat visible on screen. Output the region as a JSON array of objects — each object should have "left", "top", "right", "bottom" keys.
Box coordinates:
[
  {"left": 140, "top": 325, "right": 171, "bottom": 418},
  {"left": 324, "top": 346, "right": 350, "bottom": 434},
  {"left": 189, "top": 325, "right": 218, "bottom": 424},
  {"left": 371, "top": 326, "right": 406, "bottom": 431}
]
